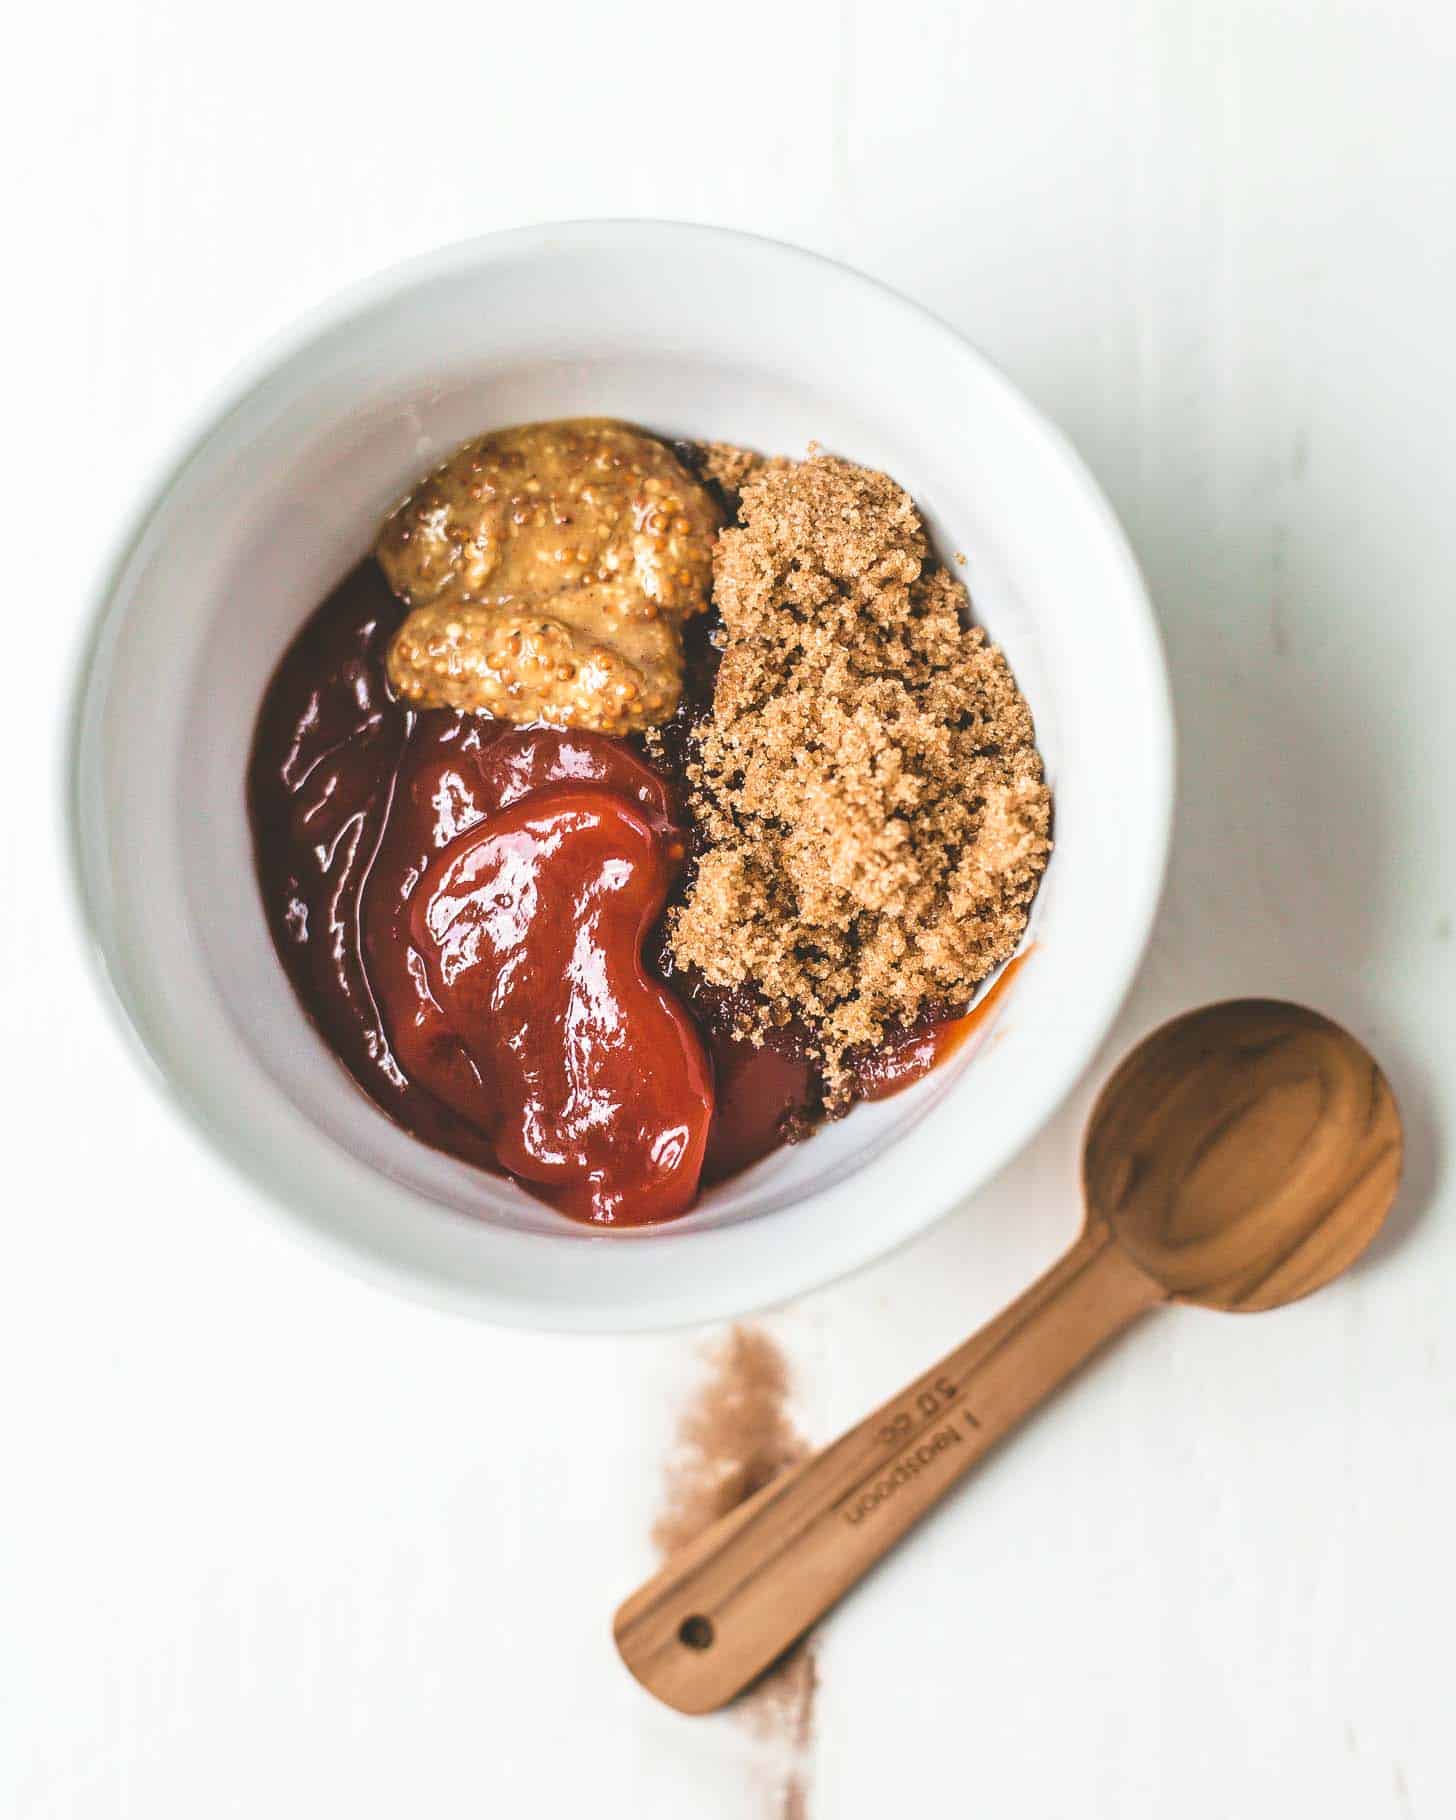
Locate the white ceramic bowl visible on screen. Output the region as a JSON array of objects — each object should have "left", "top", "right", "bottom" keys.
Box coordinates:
[{"left": 68, "top": 221, "right": 1173, "bottom": 1332}]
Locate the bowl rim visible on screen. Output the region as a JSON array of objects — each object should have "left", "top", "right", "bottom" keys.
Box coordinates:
[{"left": 61, "top": 218, "right": 1176, "bottom": 1331}]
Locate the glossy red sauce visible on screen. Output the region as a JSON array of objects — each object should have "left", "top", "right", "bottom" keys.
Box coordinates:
[
  {"left": 248, "top": 558, "right": 983, "bottom": 1226},
  {"left": 854, "top": 950, "right": 1030, "bottom": 1100},
  {"left": 411, "top": 785, "right": 711, "bottom": 1223}
]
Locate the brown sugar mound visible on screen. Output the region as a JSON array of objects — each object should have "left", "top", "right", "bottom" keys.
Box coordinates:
[{"left": 668, "top": 452, "right": 1051, "bottom": 1100}]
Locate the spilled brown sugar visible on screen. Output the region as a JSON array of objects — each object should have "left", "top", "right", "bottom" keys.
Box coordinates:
[
  {"left": 653, "top": 1327, "right": 817, "bottom": 1815},
  {"left": 667, "top": 452, "right": 1052, "bottom": 1102},
  {"left": 653, "top": 1326, "right": 807, "bottom": 1554}
]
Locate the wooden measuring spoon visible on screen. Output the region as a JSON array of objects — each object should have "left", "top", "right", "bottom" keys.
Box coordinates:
[{"left": 614, "top": 999, "right": 1402, "bottom": 1714}]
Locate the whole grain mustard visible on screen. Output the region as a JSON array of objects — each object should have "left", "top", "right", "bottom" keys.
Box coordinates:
[{"left": 377, "top": 419, "right": 721, "bottom": 734}]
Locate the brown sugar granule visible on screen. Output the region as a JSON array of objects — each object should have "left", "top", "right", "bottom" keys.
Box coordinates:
[
  {"left": 668, "top": 452, "right": 1051, "bottom": 1100},
  {"left": 693, "top": 440, "right": 775, "bottom": 497}
]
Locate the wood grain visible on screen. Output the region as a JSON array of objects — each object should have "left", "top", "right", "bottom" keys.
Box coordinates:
[
  {"left": 614, "top": 999, "right": 1403, "bottom": 1714},
  {"left": 1085, "top": 1000, "right": 1403, "bottom": 1312}
]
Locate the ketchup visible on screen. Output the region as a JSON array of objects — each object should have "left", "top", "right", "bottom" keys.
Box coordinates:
[{"left": 409, "top": 785, "right": 711, "bottom": 1224}]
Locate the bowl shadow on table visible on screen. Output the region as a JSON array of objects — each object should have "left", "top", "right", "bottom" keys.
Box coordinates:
[{"left": 1144, "top": 614, "right": 1438, "bottom": 1279}]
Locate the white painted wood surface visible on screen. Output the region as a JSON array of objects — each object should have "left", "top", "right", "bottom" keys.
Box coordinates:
[{"left": 4, "top": 2, "right": 1453, "bottom": 1814}]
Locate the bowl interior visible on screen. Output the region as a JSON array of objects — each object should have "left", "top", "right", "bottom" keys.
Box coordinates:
[{"left": 72, "top": 225, "right": 1170, "bottom": 1328}]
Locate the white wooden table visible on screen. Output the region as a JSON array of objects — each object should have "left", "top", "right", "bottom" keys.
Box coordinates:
[{"left": 5, "top": 4, "right": 1453, "bottom": 1815}]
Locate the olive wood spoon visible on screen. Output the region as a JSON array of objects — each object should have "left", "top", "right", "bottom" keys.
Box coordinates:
[{"left": 614, "top": 998, "right": 1403, "bottom": 1714}]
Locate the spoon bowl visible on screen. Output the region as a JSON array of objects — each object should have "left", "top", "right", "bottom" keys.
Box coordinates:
[{"left": 1086, "top": 999, "right": 1402, "bottom": 1311}]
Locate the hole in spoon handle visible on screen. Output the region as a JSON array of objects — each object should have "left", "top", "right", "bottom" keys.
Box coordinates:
[{"left": 613, "top": 1221, "right": 1165, "bottom": 1713}]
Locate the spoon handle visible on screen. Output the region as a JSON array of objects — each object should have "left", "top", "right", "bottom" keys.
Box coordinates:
[{"left": 614, "top": 1220, "right": 1165, "bottom": 1713}]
